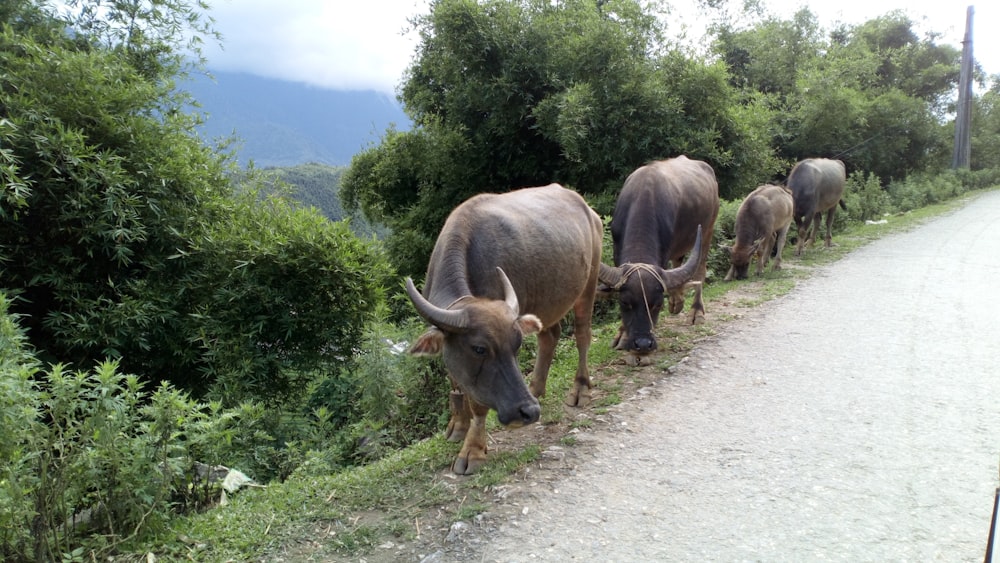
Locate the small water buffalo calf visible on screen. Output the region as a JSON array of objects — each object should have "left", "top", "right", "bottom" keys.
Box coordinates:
[
  {"left": 723, "top": 184, "right": 794, "bottom": 281},
  {"left": 405, "top": 184, "right": 602, "bottom": 475},
  {"left": 789, "top": 158, "right": 847, "bottom": 256},
  {"left": 598, "top": 156, "right": 718, "bottom": 356}
]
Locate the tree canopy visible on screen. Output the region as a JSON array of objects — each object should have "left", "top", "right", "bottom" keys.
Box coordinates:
[{"left": 712, "top": 9, "right": 961, "bottom": 180}]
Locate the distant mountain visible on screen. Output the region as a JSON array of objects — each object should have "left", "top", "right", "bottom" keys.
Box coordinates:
[
  {"left": 257, "top": 163, "right": 387, "bottom": 238},
  {"left": 180, "top": 70, "right": 411, "bottom": 167}
]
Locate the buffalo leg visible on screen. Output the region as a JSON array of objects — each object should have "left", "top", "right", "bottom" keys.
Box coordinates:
[
  {"left": 444, "top": 384, "right": 471, "bottom": 442},
  {"left": 823, "top": 208, "right": 836, "bottom": 247},
  {"left": 773, "top": 224, "right": 789, "bottom": 270},
  {"left": 452, "top": 399, "right": 490, "bottom": 475},
  {"left": 795, "top": 214, "right": 815, "bottom": 256},
  {"left": 688, "top": 222, "right": 712, "bottom": 324},
  {"left": 611, "top": 324, "right": 627, "bottom": 350},
  {"left": 687, "top": 281, "right": 705, "bottom": 324},
  {"left": 529, "top": 321, "right": 561, "bottom": 399},
  {"left": 756, "top": 234, "right": 775, "bottom": 276},
  {"left": 565, "top": 296, "right": 595, "bottom": 407},
  {"left": 810, "top": 212, "right": 822, "bottom": 246}
]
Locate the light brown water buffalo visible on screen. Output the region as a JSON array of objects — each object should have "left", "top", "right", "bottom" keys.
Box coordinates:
[
  {"left": 722, "top": 184, "right": 794, "bottom": 281},
  {"left": 789, "top": 158, "right": 847, "bottom": 256},
  {"left": 598, "top": 156, "right": 718, "bottom": 356},
  {"left": 405, "top": 184, "right": 602, "bottom": 474}
]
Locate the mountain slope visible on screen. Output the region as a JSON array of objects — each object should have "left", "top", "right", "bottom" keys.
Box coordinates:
[{"left": 181, "top": 71, "right": 411, "bottom": 167}]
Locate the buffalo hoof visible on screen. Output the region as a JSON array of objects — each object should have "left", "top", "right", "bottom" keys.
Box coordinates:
[
  {"left": 452, "top": 453, "right": 487, "bottom": 475},
  {"left": 565, "top": 384, "right": 592, "bottom": 408},
  {"left": 445, "top": 419, "right": 468, "bottom": 442}
]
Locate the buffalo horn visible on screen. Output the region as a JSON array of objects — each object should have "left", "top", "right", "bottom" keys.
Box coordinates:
[
  {"left": 405, "top": 278, "right": 469, "bottom": 332},
  {"left": 657, "top": 224, "right": 703, "bottom": 289},
  {"left": 496, "top": 267, "right": 520, "bottom": 314},
  {"left": 598, "top": 263, "right": 624, "bottom": 289}
]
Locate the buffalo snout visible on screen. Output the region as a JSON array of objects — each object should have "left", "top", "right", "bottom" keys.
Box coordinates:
[
  {"left": 496, "top": 397, "right": 541, "bottom": 428},
  {"left": 631, "top": 336, "right": 657, "bottom": 354}
]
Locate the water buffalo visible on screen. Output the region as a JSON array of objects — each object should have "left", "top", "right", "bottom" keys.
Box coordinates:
[
  {"left": 722, "top": 184, "right": 794, "bottom": 281},
  {"left": 405, "top": 184, "right": 602, "bottom": 474},
  {"left": 789, "top": 158, "right": 847, "bottom": 256},
  {"left": 598, "top": 156, "right": 718, "bottom": 356}
]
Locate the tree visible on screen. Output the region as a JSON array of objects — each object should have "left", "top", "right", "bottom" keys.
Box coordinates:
[
  {"left": 342, "top": 0, "right": 778, "bottom": 278},
  {"left": 713, "top": 8, "right": 824, "bottom": 100},
  {"left": 970, "top": 78, "right": 1000, "bottom": 170},
  {"left": 710, "top": 8, "right": 959, "bottom": 180}
]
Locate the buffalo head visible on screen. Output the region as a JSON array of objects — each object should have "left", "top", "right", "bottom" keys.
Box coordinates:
[
  {"left": 721, "top": 237, "right": 764, "bottom": 281},
  {"left": 599, "top": 225, "right": 702, "bottom": 354},
  {"left": 405, "top": 267, "right": 543, "bottom": 427}
]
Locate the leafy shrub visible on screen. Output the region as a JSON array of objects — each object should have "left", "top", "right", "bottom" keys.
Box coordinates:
[
  {"left": 954, "top": 166, "right": 1000, "bottom": 190},
  {"left": 842, "top": 171, "right": 889, "bottom": 223},
  {"left": 886, "top": 172, "right": 964, "bottom": 212},
  {"left": 707, "top": 198, "right": 741, "bottom": 281},
  {"left": 886, "top": 175, "right": 929, "bottom": 213},
  {"left": 287, "top": 312, "right": 450, "bottom": 478},
  {"left": 0, "top": 294, "right": 273, "bottom": 562}
]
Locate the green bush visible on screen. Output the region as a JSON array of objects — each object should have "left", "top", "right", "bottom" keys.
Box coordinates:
[
  {"left": 0, "top": 293, "right": 275, "bottom": 562},
  {"left": 843, "top": 171, "right": 889, "bottom": 223},
  {"left": 707, "top": 198, "right": 741, "bottom": 281},
  {"left": 886, "top": 172, "right": 965, "bottom": 212},
  {"left": 163, "top": 191, "right": 391, "bottom": 404},
  {"left": 290, "top": 313, "right": 450, "bottom": 478},
  {"left": 955, "top": 167, "right": 1000, "bottom": 190}
]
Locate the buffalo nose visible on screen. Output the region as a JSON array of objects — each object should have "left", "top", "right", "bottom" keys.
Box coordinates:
[
  {"left": 498, "top": 399, "right": 541, "bottom": 427},
  {"left": 519, "top": 401, "right": 541, "bottom": 425},
  {"left": 633, "top": 337, "right": 656, "bottom": 352}
]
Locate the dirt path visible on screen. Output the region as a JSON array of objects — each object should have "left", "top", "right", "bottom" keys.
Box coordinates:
[{"left": 407, "top": 190, "right": 1000, "bottom": 562}]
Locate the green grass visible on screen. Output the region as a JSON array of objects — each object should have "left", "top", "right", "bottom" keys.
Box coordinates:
[{"left": 133, "top": 436, "right": 458, "bottom": 560}]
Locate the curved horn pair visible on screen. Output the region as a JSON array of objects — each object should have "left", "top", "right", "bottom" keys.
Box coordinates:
[
  {"left": 405, "top": 267, "right": 520, "bottom": 332},
  {"left": 598, "top": 224, "right": 703, "bottom": 290}
]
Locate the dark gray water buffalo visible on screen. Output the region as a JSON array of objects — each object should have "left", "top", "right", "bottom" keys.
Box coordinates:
[
  {"left": 405, "top": 184, "right": 602, "bottom": 474},
  {"left": 723, "top": 184, "right": 794, "bottom": 281},
  {"left": 598, "top": 156, "right": 718, "bottom": 356},
  {"left": 789, "top": 158, "right": 847, "bottom": 256}
]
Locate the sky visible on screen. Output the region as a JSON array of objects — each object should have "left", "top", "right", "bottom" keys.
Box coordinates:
[{"left": 201, "top": 1, "right": 997, "bottom": 95}]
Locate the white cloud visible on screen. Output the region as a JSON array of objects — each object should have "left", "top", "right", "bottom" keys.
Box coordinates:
[
  {"left": 203, "top": 0, "right": 427, "bottom": 94},
  {"left": 201, "top": 0, "right": 997, "bottom": 94}
]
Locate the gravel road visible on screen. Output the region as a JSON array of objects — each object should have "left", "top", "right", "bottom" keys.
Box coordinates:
[{"left": 449, "top": 190, "right": 1000, "bottom": 562}]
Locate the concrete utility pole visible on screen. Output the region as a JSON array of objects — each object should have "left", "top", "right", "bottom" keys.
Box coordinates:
[{"left": 952, "top": 6, "right": 974, "bottom": 169}]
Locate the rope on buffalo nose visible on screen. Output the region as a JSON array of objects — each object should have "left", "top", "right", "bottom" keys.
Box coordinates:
[
  {"left": 614, "top": 263, "right": 665, "bottom": 332},
  {"left": 637, "top": 269, "right": 655, "bottom": 331}
]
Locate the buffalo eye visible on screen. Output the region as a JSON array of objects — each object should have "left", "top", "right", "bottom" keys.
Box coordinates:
[{"left": 471, "top": 345, "right": 487, "bottom": 356}]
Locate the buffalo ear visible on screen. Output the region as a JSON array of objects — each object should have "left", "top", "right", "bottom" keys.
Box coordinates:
[
  {"left": 518, "top": 314, "right": 543, "bottom": 335},
  {"left": 409, "top": 327, "right": 444, "bottom": 356}
]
